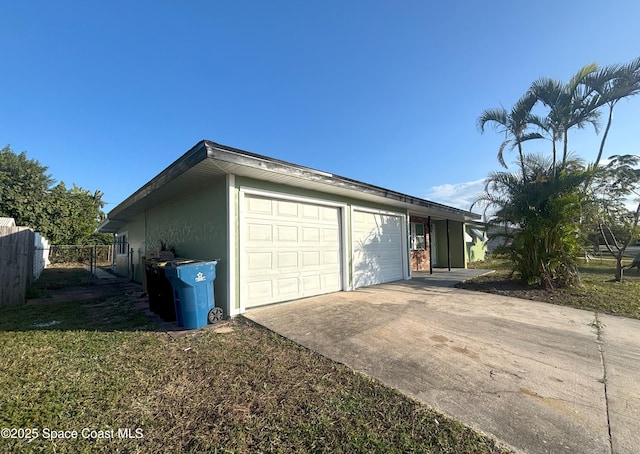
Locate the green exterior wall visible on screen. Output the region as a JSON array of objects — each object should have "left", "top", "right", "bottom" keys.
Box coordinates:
[
  {"left": 116, "top": 177, "right": 229, "bottom": 313},
  {"left": 448, "top": 221, "right": 466, "bottom": 268},
  {"left": 465, "top": 225, "right": 488, "bottom": 263},
  {"left": 432, "top": 219, "right": 466, "bottom": 268},
  {"left": 113, "top": 172, "right": 471, "bottom": 317},
  {"left": 432, "top": 220, "right": 446, "bottom": 267},
  {"left": 467, "top": 238, "right": 487, "bottom": 262}
]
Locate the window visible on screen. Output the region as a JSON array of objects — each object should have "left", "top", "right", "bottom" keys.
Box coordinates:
[
  {"left": 117, "top": 232, "right": 128, "bottom": 255},
  {"left": 410, "top": 223, "right": 425, "bottom": 250}
]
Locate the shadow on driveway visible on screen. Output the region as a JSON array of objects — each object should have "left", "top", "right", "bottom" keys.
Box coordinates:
[{"left": 411, "top": 268, "right": 494, "bottom": 287}]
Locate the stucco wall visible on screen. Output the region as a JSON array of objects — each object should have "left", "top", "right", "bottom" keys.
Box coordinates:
[
  {"left": 147, "top": 178, "right": 228, "bottom": 312},
  {"left": 116, "top": 177, "right": 229, "bottom": 314},
  {"left": 145, "top": 180, "right": 227, "bottom": 259}
]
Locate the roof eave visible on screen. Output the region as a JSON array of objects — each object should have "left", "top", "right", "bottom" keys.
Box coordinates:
[
  {"left": 98, "top": 140, "right": 479, "bottom": 232},
  {"left": 203, "top": 141, "right": 478, "bottom": 220}
]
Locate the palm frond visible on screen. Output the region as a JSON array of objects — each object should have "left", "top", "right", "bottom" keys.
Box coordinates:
[
  {"left": 530, "top": 77, "right": 563, "bottom": 107},
  {"left": 477, "top": 108, "right": 508, "bottom": 133},
  {"left": 497, "top": 140, "right": 511, "bottom": 169},
  {"left": 518, "top": 132, "right": 545, "bottom": 143},
  {"left": 567, "top": 63, "right": 599, "bottom": 92}
]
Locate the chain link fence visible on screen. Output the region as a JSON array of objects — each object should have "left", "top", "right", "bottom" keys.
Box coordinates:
[{"left": 43, "top": 244, "right": 117, "bottom": 277}]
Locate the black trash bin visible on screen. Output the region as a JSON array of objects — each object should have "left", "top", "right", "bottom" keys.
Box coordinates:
[{"left": 144, "top": 259, "right": 176, "bottom": 322}]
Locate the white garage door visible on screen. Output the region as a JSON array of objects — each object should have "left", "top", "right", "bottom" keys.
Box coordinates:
[
  {"left": 352, "top": 209, "right": 404, "bottom": 288},
  {"left": 242, "top": 193, "right": 342, "bottom": 308}
]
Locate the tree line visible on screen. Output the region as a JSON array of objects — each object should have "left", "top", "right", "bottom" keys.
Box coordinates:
[
  {"left": 0, "top": 145, "right": 110, "bottom": 245},
  {"left": 476, "top": 56, "right": 640, "bottom": 285}
]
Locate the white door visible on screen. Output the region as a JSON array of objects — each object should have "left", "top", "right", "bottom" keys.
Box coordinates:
[
  {"left": 241, "top": 193, "right": 342, "bottom": 308},
  {"left": 352, "top": 209, "right": 404, "bottom": 288}
]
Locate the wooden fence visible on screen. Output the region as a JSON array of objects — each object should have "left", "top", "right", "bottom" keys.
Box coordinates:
[
  {"left": 1, "top": 228, "right": 118, "bottom": 306},
  {"left": 0, "top": 226, "right": 35, "bottom": 307}
]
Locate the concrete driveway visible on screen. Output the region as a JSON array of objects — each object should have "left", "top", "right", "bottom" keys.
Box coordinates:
[{"left": 244, "top": 279, "right": 640, "bottom": 454}]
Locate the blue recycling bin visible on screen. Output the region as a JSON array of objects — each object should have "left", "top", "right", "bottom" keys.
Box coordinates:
[{"left": 164, "top": 260, "right": 221, "bottom": 329}]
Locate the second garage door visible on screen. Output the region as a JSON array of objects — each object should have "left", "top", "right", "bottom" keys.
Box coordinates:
[
  {"left": 241, "top": 193, "right": 343, "bottom": 308},
  {"left": 352, "top": 209, "right": 404, "bottom": 288}
]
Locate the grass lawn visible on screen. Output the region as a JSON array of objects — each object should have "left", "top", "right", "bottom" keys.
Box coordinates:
[
  {"left": 464, "top": 255, "right": 640, "bottom": 319},
  {"left": 0, "top": 267, "right": 510, "bottom": 453}
]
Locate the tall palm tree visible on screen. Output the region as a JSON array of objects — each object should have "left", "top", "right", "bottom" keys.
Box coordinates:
[
  {"left": 477, "top": 91, "right": 543, "bottom": 179},
  {"left": 530, "top": 63, "right": 602, "bottom": 172},
  {"left": 584, "top": 57, "right": 640, "bottom": 168}
]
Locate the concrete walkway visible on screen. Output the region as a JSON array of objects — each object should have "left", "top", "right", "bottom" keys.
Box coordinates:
[
  {"left": 84, "top": 265, "right": 119, "bottom": 279},
  {"left": 244, "top": 281, "right": 640, "bottom": 454},
  {"left": 411, "top": 267, "right": 494, "bottom": 287}
]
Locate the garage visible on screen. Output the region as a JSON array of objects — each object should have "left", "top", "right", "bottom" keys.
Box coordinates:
[
  {"left": 352, "top": 208, "right": 405, "bottom": 288},
  {"left": 241, "top": 192, "right": 343, "bottom": 308}
]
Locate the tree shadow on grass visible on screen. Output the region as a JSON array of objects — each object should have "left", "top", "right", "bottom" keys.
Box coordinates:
[{"left": 580, "top": 264, "right": 640, "bottom": 280}]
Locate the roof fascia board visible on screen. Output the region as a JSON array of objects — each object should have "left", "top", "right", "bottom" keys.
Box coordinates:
[
  {"left": 203, "top": 141, "right": 478, "bottom": 220},
  {"left": 107, "top": 141, "right": 209, "bottom": 220}
]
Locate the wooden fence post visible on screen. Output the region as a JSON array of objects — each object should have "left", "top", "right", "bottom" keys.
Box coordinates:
[{"left": 0, "top": 226, "right": 35, "bottom": 306}]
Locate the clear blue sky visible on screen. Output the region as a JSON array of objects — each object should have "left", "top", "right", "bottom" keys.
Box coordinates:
[{"left": 2, "top": 0, "right": 639, "bottom": 215}]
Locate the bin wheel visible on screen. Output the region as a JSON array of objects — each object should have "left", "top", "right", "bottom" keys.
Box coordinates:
[{"left": 208, "top": 307, "right": 224, "bottom": 324}]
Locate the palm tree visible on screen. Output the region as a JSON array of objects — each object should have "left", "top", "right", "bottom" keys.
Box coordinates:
[
  {"left": 529, "top": 63, "right": 602, "bottom": 172},
  {"left": 584, "top": 57, "right": 640, "bottom": 168},
  {"left": 473, "top": 153, "right": 589, "bottom": 288},
  {"left": 477, "top": 91, "right": 543, "bottom": 179},
  {"left": 476, "top": 57, "right": 640, "bottom": 287}
]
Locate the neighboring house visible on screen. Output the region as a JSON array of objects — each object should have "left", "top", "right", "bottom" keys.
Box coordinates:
[
  {"left": 98, "top": 140, "right": 481, "bottom": 316},
  {"left": 465, "top": 223, "right": 488, "bottom": 262},
  {"left": 485, "top": 222, "right": 516, "bottom": 253},
  {"left": 0, "top": 217, "right": 17, "bottom": 227}
]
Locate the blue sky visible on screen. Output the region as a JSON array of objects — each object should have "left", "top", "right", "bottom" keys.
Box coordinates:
[{"left": 2, "top": 0, "right": 639, "bottom": 216}]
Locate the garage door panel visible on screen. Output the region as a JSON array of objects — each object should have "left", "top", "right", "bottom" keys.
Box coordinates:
[
  {"left": 302, "top": 227, "right": 320, "bottom": 242},
  {"left": 242, "top": 193, "right": 342, "bottom": 308},
  {"left": 277, "top": 200, "right": 298, "bottom": 216},
  {"left": 248, "top": 223, "right": 272, "bottom": 241},
  {"left": 353, "top": 210, "right": 404, "bottom": 288},
  {"left": 302, "top": 251, "right": 320, "bottom": 266},
  {"left": 277, "top": 277, "right": 299, "bottom": 295},
  {"left": 247, "top": 280, "right": 273, "bottom": 301},
  {"left": 301, "top": 204, "right": 319, "bottom": 219},
  {"left": 276, "top": 252, "right": 298, "bottom": 268},
  {"left": 247, "top": 196, "right": 273, "bottom": 214},
  {"left": 248, "top": 252, "right": 272, "bottom": 270},
  {"left": 323, "top": 250, "right": 339, "bottom": 265},
  {"left": 302, "top": 275, "right": 321, "bottom": 291},
  {"left": 277, "top": 225, "right": 298, "bottom": 241},
  {"left": 322, "top": 272, "right": 341, "bottom": 288}
]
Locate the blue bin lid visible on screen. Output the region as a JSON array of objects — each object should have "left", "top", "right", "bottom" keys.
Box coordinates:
[{"left": 165, "top": 259, "right": 219, "bottom": 267}]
